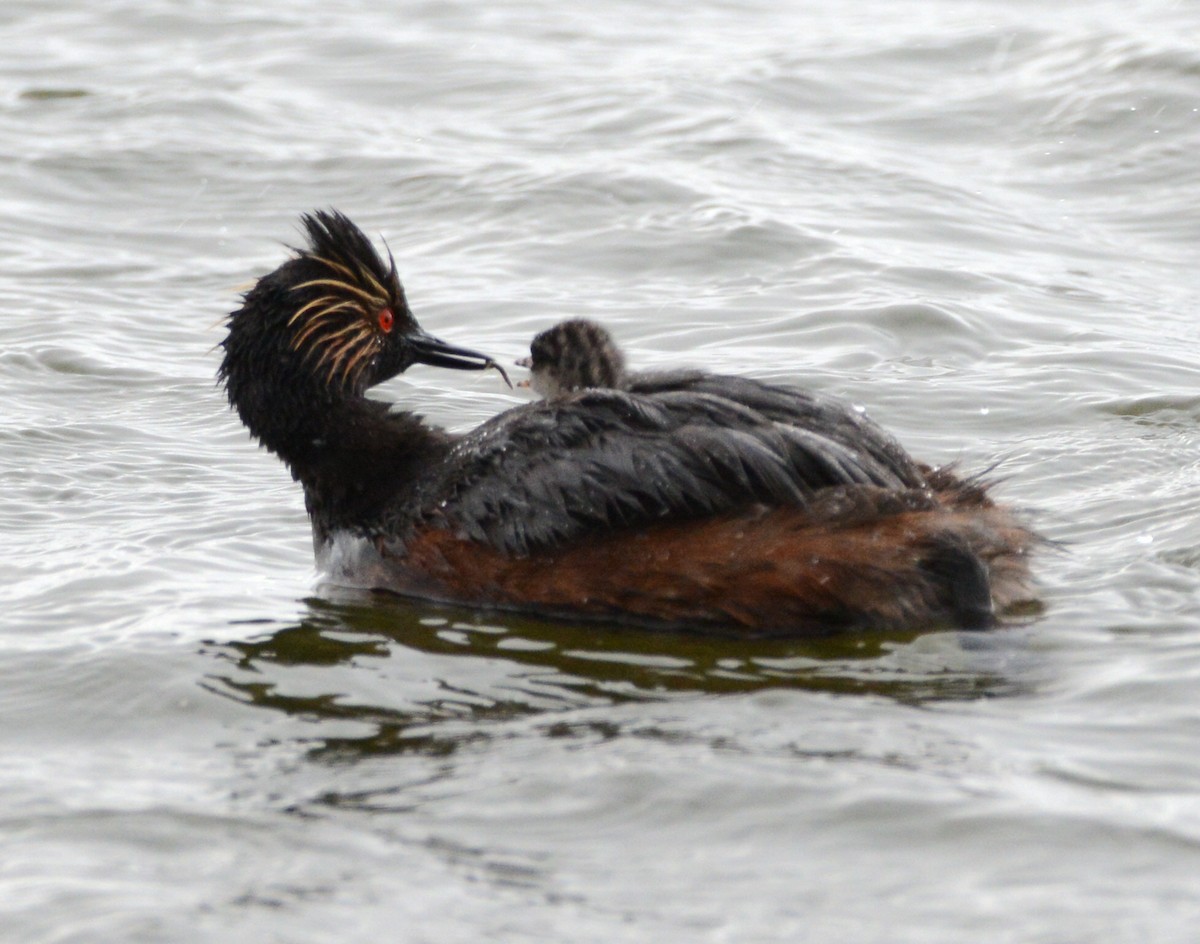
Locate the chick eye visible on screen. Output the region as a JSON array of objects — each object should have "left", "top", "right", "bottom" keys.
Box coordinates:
[{"left": 377, "top": 307, "right": 395, "bottom": 332}]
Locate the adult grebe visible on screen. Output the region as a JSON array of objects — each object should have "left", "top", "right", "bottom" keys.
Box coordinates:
[{"left": 219, "top": 210, "right": 1036, "bottom": 636}]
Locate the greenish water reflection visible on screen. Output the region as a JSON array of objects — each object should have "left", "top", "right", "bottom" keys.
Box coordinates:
[{"left": 204, "top": 593, "right": 1029, "bottom": 765}]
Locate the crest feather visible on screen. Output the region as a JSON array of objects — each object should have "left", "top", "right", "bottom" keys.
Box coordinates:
[{"left": 282, "top": 210, "right": 405, "bottom": 391}]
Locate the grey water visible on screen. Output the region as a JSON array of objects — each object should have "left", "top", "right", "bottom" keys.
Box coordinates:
[{"left": 3, "top": 0, "right": 1200, "bottom": 940}]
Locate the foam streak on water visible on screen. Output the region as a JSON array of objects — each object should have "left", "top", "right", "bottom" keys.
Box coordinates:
[{"left": 3, "top": 0, "right": 1200, "bottom": 940}]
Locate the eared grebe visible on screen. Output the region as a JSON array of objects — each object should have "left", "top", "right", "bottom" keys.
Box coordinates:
[
  {"left": 220, "top": 210, "right": 1037, "bottom": 636},
  {"left": 517, "top": 319, "right": 627, "bottom": 398}
]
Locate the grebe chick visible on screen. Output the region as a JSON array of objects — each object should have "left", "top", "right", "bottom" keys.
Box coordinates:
[
  {"left": 517, "top": 319, "right": 626, "bottom": 398},
  {"left": 220, "top": 210, "right": 1038, "bottom": 636}
]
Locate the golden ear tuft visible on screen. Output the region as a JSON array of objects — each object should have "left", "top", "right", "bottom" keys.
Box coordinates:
[{"left": 286, "top": 253, "right": 391, "bottom": 391}]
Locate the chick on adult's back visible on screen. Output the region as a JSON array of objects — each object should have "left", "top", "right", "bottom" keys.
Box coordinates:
[{"left": 219, "top": 210, "right": 1037, "bottom": 635}]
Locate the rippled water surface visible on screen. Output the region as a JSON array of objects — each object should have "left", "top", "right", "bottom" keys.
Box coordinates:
[{"left": 4, "top": 0, "right": 1200, "bottom": 940}]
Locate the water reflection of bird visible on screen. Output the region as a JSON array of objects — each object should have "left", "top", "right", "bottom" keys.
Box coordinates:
[{"left": 219, "top": 210, "right": 1037, "bottom": 636}]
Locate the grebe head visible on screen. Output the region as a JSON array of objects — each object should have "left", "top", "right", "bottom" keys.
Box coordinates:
[
  {"left": 517, "top": 318, "right": 626, "bottom": 398},
  {"left": 220, "top": 210, "right": 504, "bottom": 421}
]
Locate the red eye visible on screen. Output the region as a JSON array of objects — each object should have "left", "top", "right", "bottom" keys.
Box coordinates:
[{"left": 377, "top": 308, "right": 395, "bottom": 332}]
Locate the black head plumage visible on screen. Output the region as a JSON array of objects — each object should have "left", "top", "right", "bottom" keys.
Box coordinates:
[{"left": 219, "top": 209, "right": 503, "bottom": 466}]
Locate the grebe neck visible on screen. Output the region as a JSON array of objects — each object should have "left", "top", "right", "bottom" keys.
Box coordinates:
[
  {"left": 288, "top": 396, "right": 452, "bottom": 544},
  {"left": 227, "top": 364, "right": 451, "bottom": 541}
]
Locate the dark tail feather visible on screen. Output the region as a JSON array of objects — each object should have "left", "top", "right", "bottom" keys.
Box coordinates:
[{"left": 919, "top": 534, "right": 996, "bottom": 630}]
